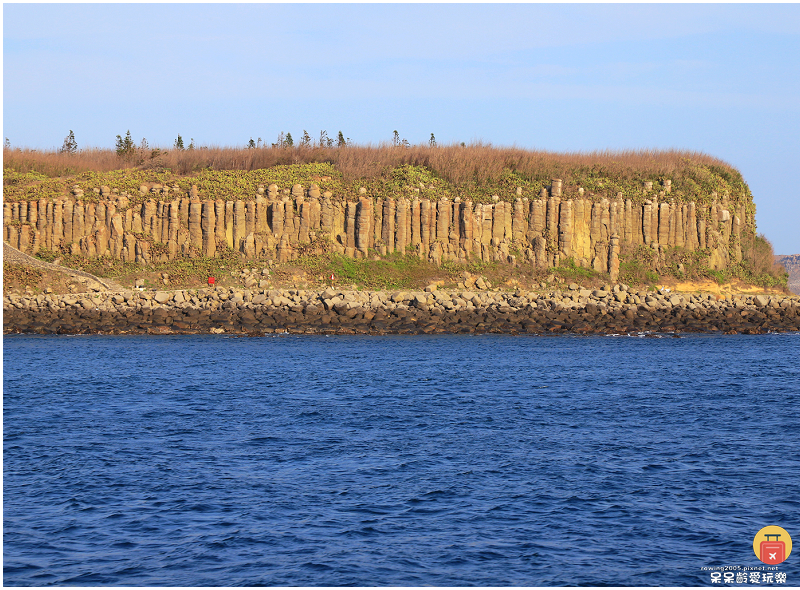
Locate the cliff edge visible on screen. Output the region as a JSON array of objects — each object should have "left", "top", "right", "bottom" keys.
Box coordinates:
[{"left": 775, "top": 254, "right": 800, "bottom": 295}]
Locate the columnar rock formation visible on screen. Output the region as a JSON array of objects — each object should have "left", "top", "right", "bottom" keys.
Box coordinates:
[{"left": 4, "top": 181, "right": 751, "bottom": 277}]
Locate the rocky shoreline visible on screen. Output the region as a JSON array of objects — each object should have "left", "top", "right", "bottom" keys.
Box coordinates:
[{"left": 4, "top": 284, "right": 799, "bottom": 336}]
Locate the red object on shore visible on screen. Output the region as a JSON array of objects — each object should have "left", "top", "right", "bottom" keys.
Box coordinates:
[{"left": 208, "top": 276, "right": 216, "bottom": 286}]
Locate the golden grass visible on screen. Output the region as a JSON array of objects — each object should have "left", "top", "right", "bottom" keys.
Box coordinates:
[{"left": 4, "top": 143, "right": 736, "bottom": 186}]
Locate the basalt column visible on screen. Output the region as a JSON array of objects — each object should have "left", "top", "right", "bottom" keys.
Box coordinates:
[
  {"left": 255, "top": 196, "right": 268, "bottom": 235},
  {"left": 460, "top": 201, "right": 475, "bottom": 257},
  {"left": 642, "top": 201, "right": 653, "bottom": 247},
  {"left": 590, "top": 201, "right": 607, "bottom": 272},
  {"left": 62, "top": 200, "right": 73, "bottom": 245},
  {"left": 224, "top": 202, "right": 234, "bottom": 248},
  {"left": 157, "top": 202, "right": 168, "bottom": 244},
  {"left": 345, "top": 201, "right": 357, "bottom": 256},
  {"left": 512, "top": 199, "right": 527, "bottom": 244},
  {"left": 623, "top": 200, "right": 633, "bottom": 246},
  {"left": 675, "top": 204, "right": 685, "bottom": 249},
  {"left": 320, "top": 194, "right": 334, "bottom": 235},
  {"left": 233, "top": 201, "right": 246, "bottom": 252},
  {"left": 55, "top": 201, "right": 66, "bottom": 248},
  {"left": 167, "top": 202, "right": 179, "bottom": 258},
  {"left": 491, "top": 202, "right": 505, "bottom": 244},
  {"left": 356, "top": 197, "right": 372, "bottom": 256},
  {"left": 245, "top": 201, "right": 256, "bottom": 238},
  {"left": 437, "top": 199, "right": 451, "bottom": 245},
  {"left": 558, "top": 200, "right": 573, "bottom": 259},
  {"left": 572, "top": 199, "right": 591, "bottom": 263},
  {"left": 420, "top": 200, "right": 432, "bottom": 257},
  {"left": 111, "top": 213, "right": 124, "bottom": 259},
  {"left": 396, "top": 197, "right": 409, "bottom": 254},
  {"left": 188, "top": 200, "right": 203, "bottom": 255},
  {"left": 411, "top": 199, "right": 421, "bottom": 248},
  {"left": 142, "top": 200, "right": 156, "bottom": 242},
  {"left": 382, "top": 198, "right": 396, "bottom": 253},
  {"left": 180, "top": 196, "right": 190, "bottom": 229},
  {"left": 609, "top": 234, "right": 620, "bottom": 282},
  {"left": 450, "top": 199, "right": 461, "bottom": 253},
  {"left": 297, "top": 200, "right": 311, "bottom": 244},
  {"left": 271, "top": 200, "right": 284, "bottom": 240},
  {"left": 73, "top": 201, "right": 86, "bottom": 247},
  {"left": 658, "top": 203, "right": 670, "bottom": 246},
  {"left": 202, "top": 201, "right": 216, "bottom": 258},
  {"left": 215, "top": 200, "right": 226, "bottom": 245}
]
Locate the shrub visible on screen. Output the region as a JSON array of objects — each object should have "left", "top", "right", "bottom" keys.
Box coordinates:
[
  {"left": 115, "top": 131, "right": 136, "bottom": 159},
  {"left": 59, "top": 130, "right": 77, "bottom": 154}
]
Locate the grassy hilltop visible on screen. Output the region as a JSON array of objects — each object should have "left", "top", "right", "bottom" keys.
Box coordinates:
[
  {"left": 2, "top": 143, "right": 788, "bottom": 295},
  {"left": 5, "top": 143, "right": 757, "bottom": 209}
]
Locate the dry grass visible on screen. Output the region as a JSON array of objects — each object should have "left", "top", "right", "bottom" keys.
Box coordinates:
[
  {"left": 4, "top": 143, "right": 737, "bottom": 186},
  {"left": 742, "top": 234, "right": 785, "bottom": 280}
]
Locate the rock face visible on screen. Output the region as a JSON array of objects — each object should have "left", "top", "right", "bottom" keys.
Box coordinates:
[
  {"left": 4, "top": 182, "right": 752, "bottom": 274},
  {"left": 4, "top": 286, "right": 799, "bottom": 336},
  {"left": 775, "top": 254, "right": 800, "bottom": 295}
]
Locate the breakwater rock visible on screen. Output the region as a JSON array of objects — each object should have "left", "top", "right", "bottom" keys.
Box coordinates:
[{"left": 4, "top": 285, "right": 799, "bottom": 336}]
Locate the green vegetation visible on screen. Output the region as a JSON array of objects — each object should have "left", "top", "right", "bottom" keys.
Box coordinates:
[
  {"left": 295, "top": 251, "right": 442, "bottom": 290},
  {"left": 3, "top": 262, "right": 43, "bottom": 286},
  {"left": 3, "top": 144, "right": 755, "bottom": 211},
  {"left": 551, "top": 257, "right": 599, "bottom": 282}
]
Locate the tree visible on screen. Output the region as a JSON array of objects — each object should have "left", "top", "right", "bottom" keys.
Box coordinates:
[
  {"left": 337, "top": 131, "right": 346, "bottom": 148},
  {"left": 429, "top": 133, "right": 436, "bottom": 147},
  {"left": 392, "top": 130, "right": 400, "bottom": 147},
  {"left": 175, "top": 134, "right": 185, "bottom": 150},
  {"left": 285, "top": 132, "right": 294, "bottom": 147},
  {"left": 115, "top": 130, "right": 136, "bottom": 158},
  {"left": 4, "top": 138, "right": 10, "bottom": 149},
  {"left": 188, "top": 138, "right": 195, "bottom": 150},
  {"left": 247, "top": 138, "right": 256, "bottom": 149},
  {"left": 60, "top": 130, "right": 78, "bottom": 154},
  {"left": 140, "top": 137, "right": 149, "bottom": 150},
  {"left": 301, "top": 130, "right": 311, "bottom": 147}
]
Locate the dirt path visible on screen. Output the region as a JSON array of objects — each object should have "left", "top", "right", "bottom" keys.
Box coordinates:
[
  {"left": 657, "top": 277, "right": 783, "bottom": 297},
  {"left": 3, "top": 242, "right": 125, "bottom": 292}
]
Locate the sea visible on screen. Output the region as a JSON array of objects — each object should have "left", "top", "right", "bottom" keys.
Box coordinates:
[{"left": 3, "top": 333, "right": 800, "bottom": 587}]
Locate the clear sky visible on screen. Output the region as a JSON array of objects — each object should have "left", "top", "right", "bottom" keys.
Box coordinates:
[{"left": 3, "top": 3, "right": 799, "bottom": 254}]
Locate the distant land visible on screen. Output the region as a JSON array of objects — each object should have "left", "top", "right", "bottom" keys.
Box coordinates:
[{"left": 775, "top": 254, "right": 800, "bottom": 295}]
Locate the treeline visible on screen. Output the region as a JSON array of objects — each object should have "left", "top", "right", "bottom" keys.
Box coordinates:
[{"left": 4, "top": 133, "right": 737, "bottom": 192}]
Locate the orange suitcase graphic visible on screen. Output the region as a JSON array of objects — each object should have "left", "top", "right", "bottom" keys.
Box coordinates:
[{"left": 760, "top": 534, "right": 786, "bottom": 565}]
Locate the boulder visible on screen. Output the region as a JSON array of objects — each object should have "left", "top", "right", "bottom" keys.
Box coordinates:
[{"left": 154, "top": 291, "right": 172, "bottom": 304}]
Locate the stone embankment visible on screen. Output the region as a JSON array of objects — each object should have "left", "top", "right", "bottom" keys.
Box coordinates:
[
  {"left": 4, "top": 285, "right": 799, "bottom": 336},
  {"left": 4, "top": 179, "right": 750, "bottom": 279}
]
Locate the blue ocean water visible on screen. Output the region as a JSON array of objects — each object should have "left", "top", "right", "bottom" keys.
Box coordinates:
[{"left": 4, "top": 333, "right": 800, "bottom": 586}]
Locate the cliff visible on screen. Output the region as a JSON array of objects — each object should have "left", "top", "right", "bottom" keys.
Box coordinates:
[
  {"left": 775, "top": 254, "right": 800, "bottom": 294},
  {"left": 2, "top": 178, "right": 752, "bottom": 284}
]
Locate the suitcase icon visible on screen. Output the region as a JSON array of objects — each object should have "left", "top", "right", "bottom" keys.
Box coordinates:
[{"left": 760, "top": 534, "right": 786, "bottom": 565}]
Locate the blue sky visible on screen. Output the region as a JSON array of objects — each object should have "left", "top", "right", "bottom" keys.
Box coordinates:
[{"left": 4, "top": 3, "right": 800, "bottom": 253}]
